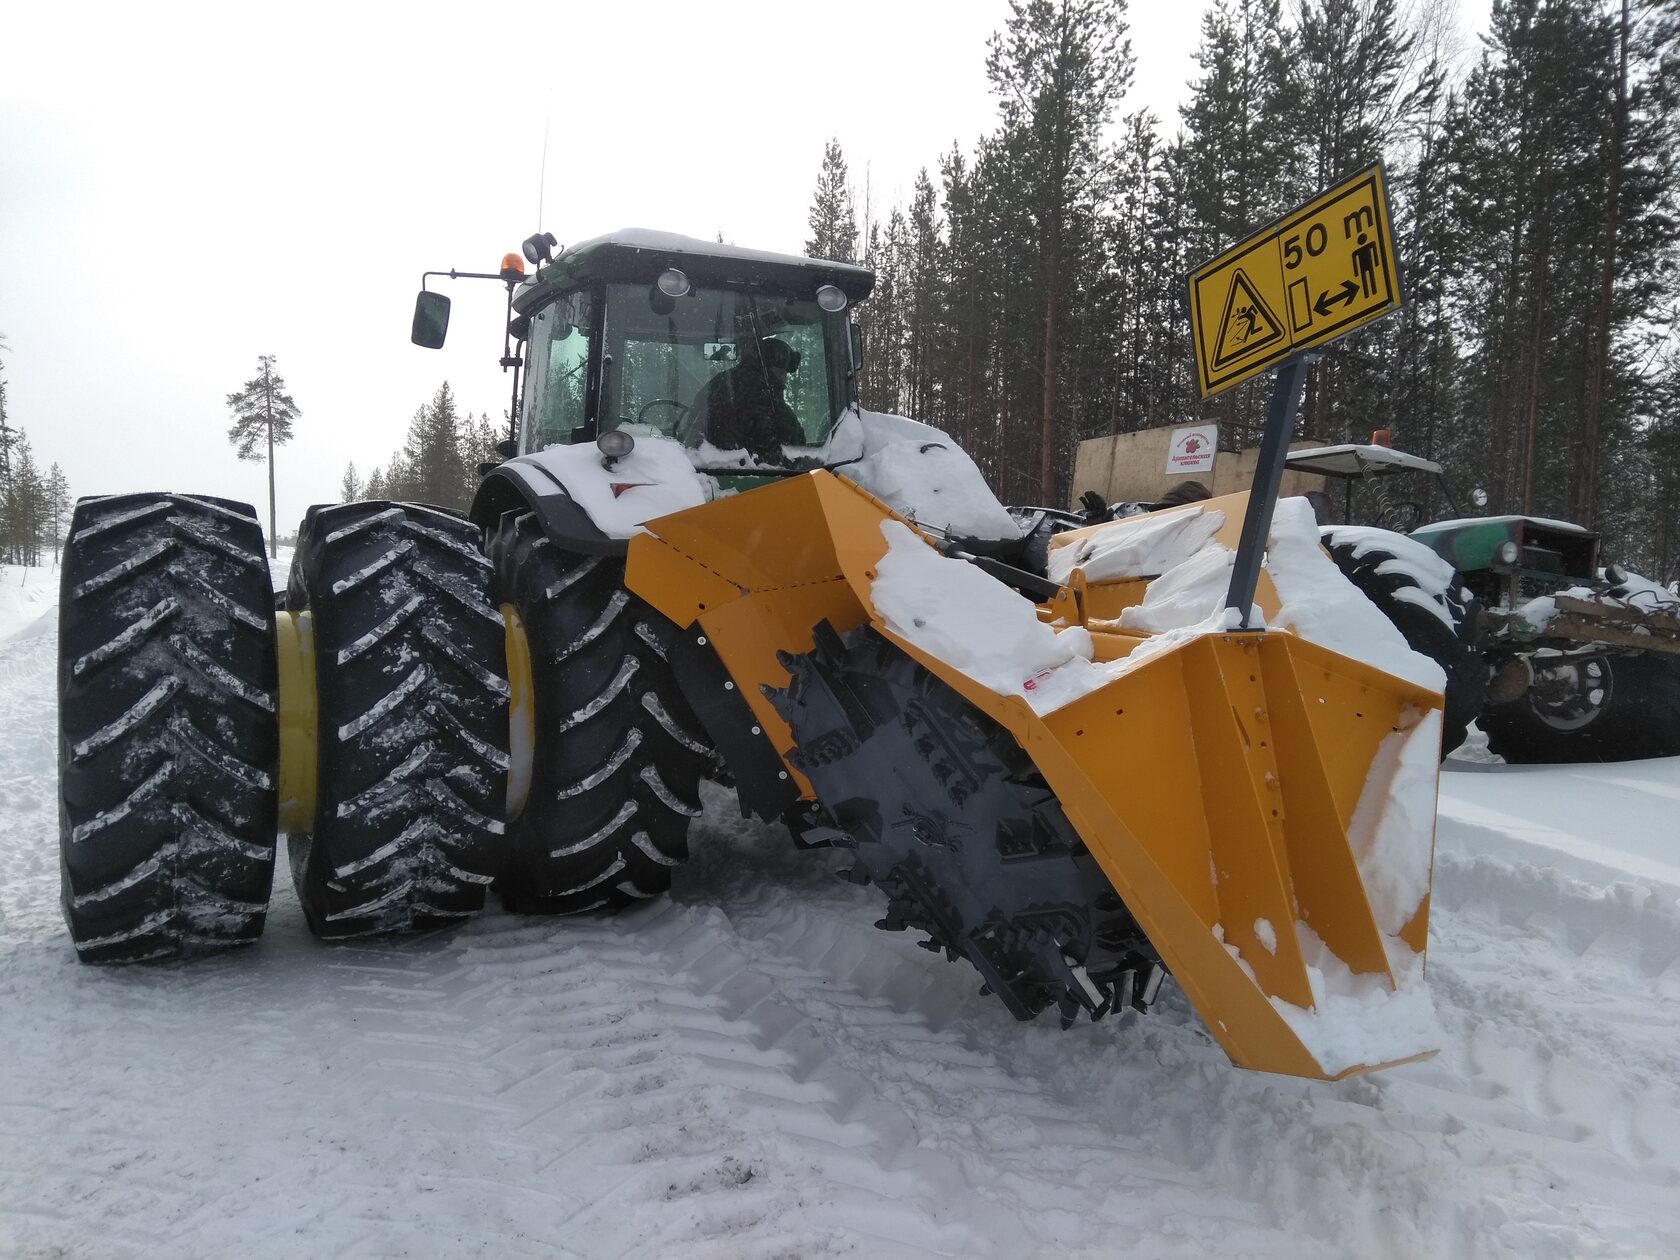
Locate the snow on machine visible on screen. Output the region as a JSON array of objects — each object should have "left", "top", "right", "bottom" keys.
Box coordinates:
[{"left": 56, "top": 230, "right": 1445, "bottom": 1080}]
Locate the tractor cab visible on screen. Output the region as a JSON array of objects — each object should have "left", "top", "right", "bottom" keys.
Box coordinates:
[
  {"left": 1282, "top": 437, "right": 1613, "bottom": 607},
  {"left": 507, "top": 231, "right": 873, "bottom": 472},
  {"left": 1282, "top": 438, "right": 1454, "bottom": 533}
]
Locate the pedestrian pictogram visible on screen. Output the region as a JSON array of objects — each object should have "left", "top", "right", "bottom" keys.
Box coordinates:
[
  {"left": 1189, "top": 163, "right": 1403, "bottom": 398},
  {"left": 1211, "top": 269, "right": 1285, "bottom": 370}
]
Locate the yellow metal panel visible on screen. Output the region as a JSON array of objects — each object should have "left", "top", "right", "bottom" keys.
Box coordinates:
[
  {"left": 625, "top": 470, "right": 1441, "bottom": 1080},
  {"left": 502, "top": 604, "right": 535, "bottom": 822},
  {"left": 275, "top": 610, "right": 317, "bottom": 834},
  {"left": 1189, "top": 164, "right": 1401, "bottom": 398}
]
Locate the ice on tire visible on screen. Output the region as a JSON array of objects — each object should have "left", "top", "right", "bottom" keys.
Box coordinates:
[
  {"left": 286, "top": 501, "right": 510, "bottom": 938},
  {"left": 57, "top": 493, "right": 279, "bottom": 962}
]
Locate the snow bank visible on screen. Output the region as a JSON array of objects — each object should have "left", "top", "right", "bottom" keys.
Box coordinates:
[
  {"left": 0, "top": 564, "right": 60, "bottom": 644},
  {"left": 524, "top": 429, "right": 708, "bottom": 538}
]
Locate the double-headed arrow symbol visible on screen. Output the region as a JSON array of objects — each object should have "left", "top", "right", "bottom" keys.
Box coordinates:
[{"left": 1314, "top": 279, "right": 1359, "bottom": 317}]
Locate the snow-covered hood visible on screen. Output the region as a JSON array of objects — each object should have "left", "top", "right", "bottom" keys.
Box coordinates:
[{"left": 517, "top": 409, "right": 1021, "bottom": 543}]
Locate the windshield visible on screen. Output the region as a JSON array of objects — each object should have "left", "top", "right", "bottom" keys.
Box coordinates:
[{"left": 599, "top": 281, "right": 850, "bottom": 463}]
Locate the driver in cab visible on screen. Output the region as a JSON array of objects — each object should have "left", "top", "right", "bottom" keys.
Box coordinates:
[{"left": 685, "top": 336, "right": 804, "bottom": 462}]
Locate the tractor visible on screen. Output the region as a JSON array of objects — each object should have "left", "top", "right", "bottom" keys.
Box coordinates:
[
  {"left": 57, "top": 230, "right": 1448, "bottom": 1081},
  {"left": 1279, "top": 440, "right": 1680, "bottom": 762}
]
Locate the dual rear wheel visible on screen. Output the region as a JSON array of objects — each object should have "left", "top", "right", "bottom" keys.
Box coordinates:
[{"left": 57, "top": 496, "right": 712, "bottom": 961}]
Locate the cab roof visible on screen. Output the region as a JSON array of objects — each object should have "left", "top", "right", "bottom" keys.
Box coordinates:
[
  {"left": 514, "top": 228, "right": 876, "bottom": 315},
  {"left": 1282, "top": 443, "right": 1442, "bottom": 479}
]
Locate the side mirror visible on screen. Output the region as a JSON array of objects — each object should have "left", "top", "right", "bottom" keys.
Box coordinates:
[
  {"left": 411, "top": 291, "right": 452, "bottom": 349},
  {"left": 849, "top": 322, "right": 864, "bottom": 371}
]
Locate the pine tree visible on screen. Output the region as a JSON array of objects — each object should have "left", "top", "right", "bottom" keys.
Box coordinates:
[
  {"left": 0, "top": 333, "right": 14, "bottom": 542},
  {"left": 341, "top": 462, "right": 362, "bottom": 503},
  {"left": 46, "top": 462, "right": 71, "bottom": 563},
  {"left": 364, "top": 466, "right": 386, "bottom": 499},
  {"left": 805, "top": 138, "right": 860, "bottom": 263},
  {"left": 985, "top": 0, "right": 1134, "bottom": 502},
  {"left": 6, "top": 432, "right": 44, "bottom": 566},
  {"left": 401, "top": 382, "right": 467, "bottom": 508},
  {"left": 226, "top": 355, "right": 300, "bottom": 558},
  {"left": 457, "top": 411, "right": 501, "bottom": 503}
]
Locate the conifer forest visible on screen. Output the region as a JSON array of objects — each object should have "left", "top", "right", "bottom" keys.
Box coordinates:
[
  {"left": 0, "top": 338, "right": 71, "bottom": 566},
  {"left": 808, "top": 0, "right": 1680, "bottom": 582}
]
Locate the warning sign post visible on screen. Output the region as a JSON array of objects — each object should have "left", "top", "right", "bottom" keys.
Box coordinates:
[
  {"left": 1189, "top": 163, "right": 1401, "bottom": 400},
  {"left": 1187, "top": 164, "right": 1406, "bottom": 627}
]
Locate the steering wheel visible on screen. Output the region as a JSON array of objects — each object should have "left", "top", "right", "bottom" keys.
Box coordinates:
[
  {"left": 1378, "top": 500, "right": 1425, "bottom": 532},
  {"left": 636, "top": 398, "right": 689, "bottom": 428}
]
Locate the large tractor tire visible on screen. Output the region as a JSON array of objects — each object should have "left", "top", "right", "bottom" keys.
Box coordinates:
[
  {"left": 285, "top": 502, "right": 509, "bottom": 938},
  {"left": 1482, "top": 651, "right": 1680, "bottom": 763},
  {"left": 489, "top": 511, "right": 712, "bottom": 913},
  {"left": 58, "top": 494, "right": 278, "bottom": 962},
  {"left": 772, "top": 623, "right": 1162, "bottom": 1027},
  {"left": 1322, "top": 527, "right": 1486, "bottom": 756}
]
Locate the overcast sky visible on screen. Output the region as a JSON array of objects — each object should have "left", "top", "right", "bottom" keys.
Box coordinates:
[{"left": 1, "top": 0, "right": 1491, "bottom": 537}]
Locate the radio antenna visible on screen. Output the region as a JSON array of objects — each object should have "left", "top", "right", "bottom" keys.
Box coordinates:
[{"left": 536, "top": 112, "right": 551, "bottom": 228}]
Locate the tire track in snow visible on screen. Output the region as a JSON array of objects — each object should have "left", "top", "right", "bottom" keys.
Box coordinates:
[{"left": 3, "top": 589, "right": 1679, "bottom": 1258}]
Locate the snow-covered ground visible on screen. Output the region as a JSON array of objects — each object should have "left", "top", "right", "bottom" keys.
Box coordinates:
[{"left": 3, "top": 560, "right": 1678, "bottom": 1258}]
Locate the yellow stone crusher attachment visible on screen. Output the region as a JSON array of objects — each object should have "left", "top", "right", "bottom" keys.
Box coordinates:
[{"left": 627, "top": 471, "right": 1443, "bottom": 1081}]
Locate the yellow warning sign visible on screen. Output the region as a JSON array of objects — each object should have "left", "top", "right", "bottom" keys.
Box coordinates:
[
  {"left": 1211, "top": 267, "right": 1285, "bottom": 370},
  {"left": 1189, "top": 163, "right": 1402, "bottom": 399}
]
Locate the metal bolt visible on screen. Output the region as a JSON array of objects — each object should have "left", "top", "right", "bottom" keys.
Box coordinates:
[
  {"left": 778, "top": 771, "right": 788, "bottom": 780},
  {"left": 751, "top": 725, "right": 761, "bottom": 735},
  {"left": 724, "top": 681, "right": 735, "bottom": 691},
  {"left": 697, "top": 635, "right": 708, "bottom": 646}
]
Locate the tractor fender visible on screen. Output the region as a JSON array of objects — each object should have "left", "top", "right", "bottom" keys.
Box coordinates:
[{"left": 470, "top": 458, "right": 629, "bottom": 558}]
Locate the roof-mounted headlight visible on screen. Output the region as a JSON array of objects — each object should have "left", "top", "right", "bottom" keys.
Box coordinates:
[
  {"left": 816, "top": 284, "right": 848, "bottom": 313},
  {"left": 656, "top": 268, "right": 691, "bottom": 298}
]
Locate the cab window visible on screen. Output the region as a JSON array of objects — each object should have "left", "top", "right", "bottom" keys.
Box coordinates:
[{"left": 520, "top": 288, "right": 595, "bottom": 453}]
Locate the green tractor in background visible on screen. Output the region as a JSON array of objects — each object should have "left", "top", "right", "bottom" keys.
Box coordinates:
[{"left": 1283, "top": 441, "right": 1680, "bottom": 763}]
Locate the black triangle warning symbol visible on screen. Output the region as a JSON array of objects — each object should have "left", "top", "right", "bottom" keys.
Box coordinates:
[{"left": 1211, "top": 269, "right": 1285, "bottom": 370}]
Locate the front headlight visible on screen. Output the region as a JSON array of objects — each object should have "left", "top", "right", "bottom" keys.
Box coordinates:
[{"left": 1497, "top": 540, "right": 1519, "bottom": 565}]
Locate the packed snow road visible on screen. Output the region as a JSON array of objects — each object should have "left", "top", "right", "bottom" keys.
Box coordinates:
[{"left": 2, "top": 561, "right": 1677, "bottom": 1259}]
